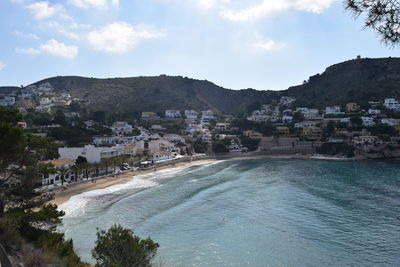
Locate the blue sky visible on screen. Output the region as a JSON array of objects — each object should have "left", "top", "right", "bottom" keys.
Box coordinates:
[{"left": 0, "top": 0, "right": 397, "bottom": 90}]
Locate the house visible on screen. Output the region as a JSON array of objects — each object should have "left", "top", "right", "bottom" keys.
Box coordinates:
[
  {"left": 383, "top": 98, "right": 400, "bottom": 111},
  {"left": 295, "top": 108, "right": 320, "bottom": 120},
  {"left": 201, "top": 110, "right": 214, "bottom": 120},
  {"left": 163, "top": 134, "right": 185, "bottom": 144},
  {"left": 41, "top": 158, "right": 75, "bottom": 185},
  {"left": 17, "top": 121, "right": 27, "bottom": 129},
  {"left": 185, "top": 110, "right": 199, "bottom": 119},
  {"left": 325, "top": 106, "right": 343, "bottom": 116},
  {"left": 294, "top": 121, "right": 317, "bottom": 128},
  {"left": 361, "top": 117, "right": 375, "bottom": 127},
  {"left": 275, "top": 127, "right": 290, "bottom": 136},
  {"left": 38, "top": 82, "right": 53, "bottom": 92},
  {"left": 282, "top": 115, "right": 293, "bottom": 123},
  {"left": 83, "top": 120, "right": 96, "bottom": 129},
  {"left": 151, "top": 150, "right": 177, "bottom": 163},
  {"left": 151, "top": 125, "right": 166, "bottom": 131},
  {"left": 243, "top": 130, "right": 263, "bottom": 139},
  {"left": 368, "top": 109, "right": 381, "bottom": 115},
  {"left": 215, "top": 123, "right": 230, "bottom": 131},
  {"left": 302, "top": 126, "right": 322, "bottom": 140},
  {"left": 282, "top": 109, "right": 292, "bottom": 115},
  {"left": 111, "top": 121, "right": 133, "bottom": 136},
  {"left": 165, "top": 110, "right": 181, "bottom": 118},
  {"left": 346, "top": 103, "right": 360, "bottom": 113}
]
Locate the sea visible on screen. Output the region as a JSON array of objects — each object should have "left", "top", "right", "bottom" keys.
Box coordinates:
[{"left": 59, "top": 158, "right": 400, "bottom": 266}]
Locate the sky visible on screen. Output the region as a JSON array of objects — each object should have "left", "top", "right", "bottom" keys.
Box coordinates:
[{"left": 0, "top": 0, "right": 398, "bottom": 90}]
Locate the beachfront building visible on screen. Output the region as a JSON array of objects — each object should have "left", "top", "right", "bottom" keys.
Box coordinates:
[
  {"left": 59, "top": 145, "right": 121, "bottom": 163},
  {"left": 41, "top": 158, "right": 75, "bottom": 185}
]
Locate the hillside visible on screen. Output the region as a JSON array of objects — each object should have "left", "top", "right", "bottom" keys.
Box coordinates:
[
  {"left": 2, "top": 57, "right": 400, "bottom": 114},
  {"left": 31, "top": 75, "right": 277, "bottom": 115},
  {"left": 284, "top": 57, "right": 400, "bottom": 108}
]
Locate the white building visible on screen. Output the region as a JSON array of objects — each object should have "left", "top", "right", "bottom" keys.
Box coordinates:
[
  {"left": 185, "top": 110, "right": 199, "bottom": 119},
  {"left": 325, "top": 106, "right": 343, "bottom": 116},
  {"left": 202, "top": 110, "right": 214, "bottom": 120},
  {"left": 384, "top": 98, "right": 400, "bottom": 111},
  {"left": 111, "top": 122, "right": 133, "bottom": 136},
  {"left": 361, "top": 117, "right": 375, "bottom": 127},
  {"left": 282, "top": 115, "right": 293, "bottom": 123},
  {"left": 295, "top": 108, "right": 320, "bottom": 120},
  {"left": 165, "top": 110, "right": 181, "bottom": 118},
  {"left": 215, "top": 123, "right": 230, "bottom": 131},
  {"left": 41, "top": 158, "right": 75, "bottom": 185},
  {"left": 294, "top": 121, "right": 317, "bottom": 128},
  {"left": 368, "top": 109, "right": 381, "bottom": 115},
  {"left": 59, "top": 145, "right": 121, "bottom": 163},
  {"left": 163, "top": 134, "right": 185, "bottom": 143}
]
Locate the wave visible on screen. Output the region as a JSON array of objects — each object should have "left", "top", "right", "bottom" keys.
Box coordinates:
[
  {"left": 59, "top": 160, "right": 221, "bottom": 218},
  {"left": 59, "top": 178, "right": 159, "bottom": 217}
]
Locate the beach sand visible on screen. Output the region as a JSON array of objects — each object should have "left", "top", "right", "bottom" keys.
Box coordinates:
[{"left": 49, "top": 159, "right": 217, "bottom": 206}]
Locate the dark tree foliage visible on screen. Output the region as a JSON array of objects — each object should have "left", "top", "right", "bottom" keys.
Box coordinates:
[
  {"left": 92, "top": 224, "right": 159, "bottom": 267},
  {"left": 346, "top": 0, "right": 400, "bottom": 45},
  {"left": 240, "top": 136, "right": 261, "bottom": 151},
  {"left": 76, "top": 156, "right": 88, "bottom": 165}
]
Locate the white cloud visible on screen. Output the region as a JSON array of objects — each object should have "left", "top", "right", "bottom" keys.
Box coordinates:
[
  {"left": 39, "top": 39, "right": 78, "bottom": 58},
  {"left": 24, "top": 1, "right": 65, "bottom": 20},
  {"left": 195, "top": 0, "right": 231, "bottom": 9},
  {"left": 69, "top": 0, "right": 119, "bottom": 9},
  {"left": 87, "top": 22, "right": 165, "bottom": 54},
  {"left": 218, "top": 0, "right": 338, "bottom": 22},
  {"left": 44, "top": 21, "right": 80, "bottom": 40},
  {"left": 0, "top": 62, "right": 5, "bottom": 71},
  {"left": 14, "top": 31, "right": 40, "bottom": 40},
  {"left": 15, "top": 47, "right": 41, "bottom": 54},
  {"left": 255, "top": 40, "right": 287, "bottom": 51}
]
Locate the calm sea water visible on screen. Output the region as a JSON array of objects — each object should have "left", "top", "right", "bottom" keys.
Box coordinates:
[{"left": 59, "top": 159, "right": 400, "bottom": 266}]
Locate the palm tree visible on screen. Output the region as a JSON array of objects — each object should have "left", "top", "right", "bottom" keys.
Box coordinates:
[{"left": 57, "top": 166, "right": 70, "bottom": 186}]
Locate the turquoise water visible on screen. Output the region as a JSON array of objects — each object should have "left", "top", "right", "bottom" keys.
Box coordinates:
[{"left": 59, "top": 159, "right": 400, "bottom": 266}]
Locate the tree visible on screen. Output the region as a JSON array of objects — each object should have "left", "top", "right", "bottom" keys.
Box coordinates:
[
  {"left": 92, "top": 224, "right": 159, "bottom": 267},
  {"left": 76, "top": 156, "right": 88, "bottom": 165},
  {"left": 293, "top": 112, "right": 305, "bottom": 123},
  {"left": 346, "top": 0, "right": 400, "bottom": 45}
]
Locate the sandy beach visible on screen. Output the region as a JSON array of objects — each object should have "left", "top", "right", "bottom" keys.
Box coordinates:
[{"left": 49, "top": 159, "right": 217, "bottom": 206}]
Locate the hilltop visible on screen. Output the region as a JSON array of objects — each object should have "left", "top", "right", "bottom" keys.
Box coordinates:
[
  {"left": 29, "top": 75, "right": 277, "bottom": 115},
  {"left": 285, "top": 57, "right": 400, "bottom": 108}
]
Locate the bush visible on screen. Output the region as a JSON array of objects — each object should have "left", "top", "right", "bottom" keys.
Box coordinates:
[{"left": 92, "top": 224, "right": 159, "bottom": 267}]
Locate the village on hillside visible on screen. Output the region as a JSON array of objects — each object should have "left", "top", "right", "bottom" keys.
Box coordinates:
[{"left": 1, "top": 82, "right": 400, "bottom": 187}]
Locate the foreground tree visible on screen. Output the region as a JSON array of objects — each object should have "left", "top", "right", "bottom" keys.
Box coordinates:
[
  {"left": 346, "top": 0, "right": 400, "bottom": 45},
  {"left": 0, "top": 107, "right": 86, "bottom": 266},
  {"left": 92, "top": 224, "right": 159, "bottom": 267}
]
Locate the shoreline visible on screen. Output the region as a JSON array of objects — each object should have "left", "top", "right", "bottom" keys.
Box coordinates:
[
  {"left": 49, "top": 152, "right": 398, "bottom": 207},
  {"left": 49, "top": 159, "right": 217, "bottom": 206}
]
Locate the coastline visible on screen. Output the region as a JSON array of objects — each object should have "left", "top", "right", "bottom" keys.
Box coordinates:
[
  {"left": 49, "top": 152, "right": 394, "bottom": 207},
  {"left": 50, "top": 159, "right": 217, "bottom": 207}
]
